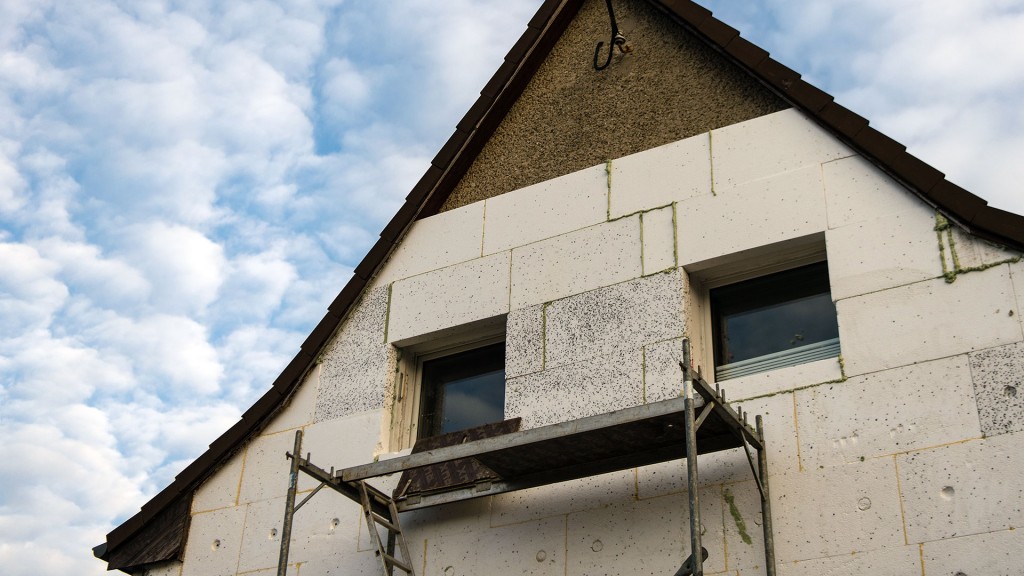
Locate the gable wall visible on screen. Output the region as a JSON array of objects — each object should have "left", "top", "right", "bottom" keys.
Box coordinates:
[
  {"left": 167, "top": 108, "right": 1024, "bottom": 576},
  {"left": 441, "top": 0, "right": 787, "bottom": 211}
]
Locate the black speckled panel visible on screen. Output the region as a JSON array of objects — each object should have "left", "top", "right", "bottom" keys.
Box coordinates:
[{"left": 969, "top": 341, "right": 1024, "bottom": 436}]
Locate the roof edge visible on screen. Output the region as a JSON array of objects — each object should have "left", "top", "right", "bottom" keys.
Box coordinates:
[
  {"left": 99, "top": 0, "right": 581, "bottom": 565},
  {"left": 647, "top": 0, "right": 1024, "bottom": 252}
]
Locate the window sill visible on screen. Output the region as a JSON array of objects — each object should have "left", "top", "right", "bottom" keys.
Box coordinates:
[{"left": 715, "top": 337, "right": 841, "bottom": 381}]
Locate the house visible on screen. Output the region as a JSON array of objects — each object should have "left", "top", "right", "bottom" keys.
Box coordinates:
[{"left": 95, "top": 0, "right": 1024, "bottom": 574}]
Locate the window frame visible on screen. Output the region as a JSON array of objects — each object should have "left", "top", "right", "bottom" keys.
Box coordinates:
[
  {"left": 417, "top": 340, "right": 506, "bottom": 438},
  {"left": 686, "top": 235, "right": 834, "bottom": 383},
  {"left": 709, "top": 261, "right": 840, "bottom": 380},
  {"left": 388, "top": 331, "right": 506, "bottom": 451}
]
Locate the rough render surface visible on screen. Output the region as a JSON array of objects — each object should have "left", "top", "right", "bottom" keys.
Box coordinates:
[
  {"left": 314, "top": 286, "right": 393, "bottom": 421},
  {"left": 441, "top": 0, "right": 786, "bottom": 210},
  {"left": 969, "top": 341, "right": 1024, "bottom": 436}
]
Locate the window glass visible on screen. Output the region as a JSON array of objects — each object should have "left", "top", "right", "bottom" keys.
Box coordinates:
[
  {"left": 419, "top": 342, "right": 505, "bottom": 437},
  {"left": 711, "top": 262, "right": 839, "bottom": 379}
]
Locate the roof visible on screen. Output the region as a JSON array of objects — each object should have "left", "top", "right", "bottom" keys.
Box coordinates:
[{"left": 97, "top": 0, "right": 1024, "bottom": 570}]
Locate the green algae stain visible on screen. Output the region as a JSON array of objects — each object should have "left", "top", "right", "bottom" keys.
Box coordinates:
[{"left": 723, "top": 489, "right": 752, "bottom": 545}]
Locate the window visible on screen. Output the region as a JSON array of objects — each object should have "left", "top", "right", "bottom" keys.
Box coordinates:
[
  {"left": 710, "top": 261, "right": 839, "bottom": 380},
  {"left": 418, "top": 342, "right": 505, "bottom": 437},
  {"left": 388, "top": 325, "right": 507, "bottom": 451}
]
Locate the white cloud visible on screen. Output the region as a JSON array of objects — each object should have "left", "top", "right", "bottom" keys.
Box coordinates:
[
  {"left": 117, "top": 222, "right": 226, "bottom": 316},
  {"left": 2, "top": 2, "right": 1022, "bottom": 575},
  {"left": 217, "top": 323, "right": 302, "bottom": 404},
  {"left": 704, "top": 0, "right": 1024, "bottom": 215},
  {"left": 0, "top": 243, "right": 68, "bottom": 332},
  {"left": 35, "top": 237, "right": 151, "bottom": 309},
  {"left": 85, "top": 312, "right": 225, "bottom": 396}
]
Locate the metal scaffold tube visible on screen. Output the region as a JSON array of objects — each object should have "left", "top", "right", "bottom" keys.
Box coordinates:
[
  {"left": 757, "top": 415, "right": 776, "bottom": 576},
  {"left": 277, "top": 429, "right": 302, "bottom": 576},
  {"left": 682, "top": 339, "right": 703, "bottom": 576}
]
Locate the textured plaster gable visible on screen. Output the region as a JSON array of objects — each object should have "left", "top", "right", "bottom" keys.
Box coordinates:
[{"left": 440, "top": 0, "right": 786, "bottom": 211}]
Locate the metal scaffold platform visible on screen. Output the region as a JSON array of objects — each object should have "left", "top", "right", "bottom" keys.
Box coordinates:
[{"left": 276, "top": 340, "right": 776, "bottom": 576}]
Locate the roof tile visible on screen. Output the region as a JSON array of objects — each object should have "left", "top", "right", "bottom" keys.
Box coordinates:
[
  {"left": 139, "top": 485, "right": 183, "bottom": 518},
  {"left": 174, "top": 450, "right": 220, "bottom": 484},
  {"left": 696, "top": 16, "right": 739, "bottom": 47},
  {"left": 784, "top": 79, "right": 834, "bottom": 113},
  {"left": 379, "top": 198, "right": 421, "bottom": 244},
  {"left": 660, "top": 0, "right": 712, "bottom": 28},
  {"left": 928, "top": 180, "right": 988, "bottom": 222},
  {"left": 886, "top": 152, "right": 945, "bottom": 194},
  {"left": 818, "top": 102, "right": 869, "bottom": 139},
  {"left": 270, "top": 350, "right": 315, "bottom": 393},
  {"left": 405, "top": 165, "right": 444, "bottom": 204},
  {"left": 242, "top": 387, "right": 286, "bottom": 424},
  {"left": 328, "top": 275, "right": 369, "bottom": 314},
  {"left": 756, "top": 57, "right": 800, "bottom": 91},
  {"left": 431, "top": 128, "right": 471, "bottom": 169},
  {"left": 505, "top": 26, "right": 542, "bottom": 63},
  {"left": 724, "top": 36, "right": 769, "bottom": 69},
  {"left": 353, "top": 236, "right": 395, "bottom": 280},
  {"left": 853, "top": 126, "right": 906, "bottom": 160},
  {"left": 456, "top": 96, "right": 496, "bottom": 132},
  {"left": 207, "top": 418, "right": 254, "bottom": 456},
  {"left": 481, "top": 59, "right": 519, "bottom": 99},
  {"left": 106, "top": 514, "right": 146, "bottom": 550},
  {"left": 301, "top": 312, "right": 340, "bottom": 353},
  {"left": 970, "top": 206, "right": 1021, "bottom": 243},
  {"left": 528, "top": 0, "right": 561, "bottom": 29}
]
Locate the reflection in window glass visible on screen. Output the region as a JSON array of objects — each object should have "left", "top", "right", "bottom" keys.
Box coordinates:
[
  {"left": 711, "top": 262, "right": 839, "bottom": 378},
  {"left": 420, "top": 342, "right": 505, "bottom": 436}
]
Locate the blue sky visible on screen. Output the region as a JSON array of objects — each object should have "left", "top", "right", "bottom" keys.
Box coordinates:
[{"left": 1, "top": 1, "right": 1022, "bottom": 574}]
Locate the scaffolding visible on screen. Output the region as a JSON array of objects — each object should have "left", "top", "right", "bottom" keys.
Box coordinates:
[{"left": 276, "top": 340, "right": 776, "bottom": 576}]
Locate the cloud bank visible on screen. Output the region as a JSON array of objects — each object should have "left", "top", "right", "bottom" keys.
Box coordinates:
[{"left": 0, "top": 1, "right": 1021, "bottom": 574}]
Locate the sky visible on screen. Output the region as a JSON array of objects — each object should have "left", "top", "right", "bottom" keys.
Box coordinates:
[{"left": 1, "top": 1, "right": 1022, "bottom": 574}]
